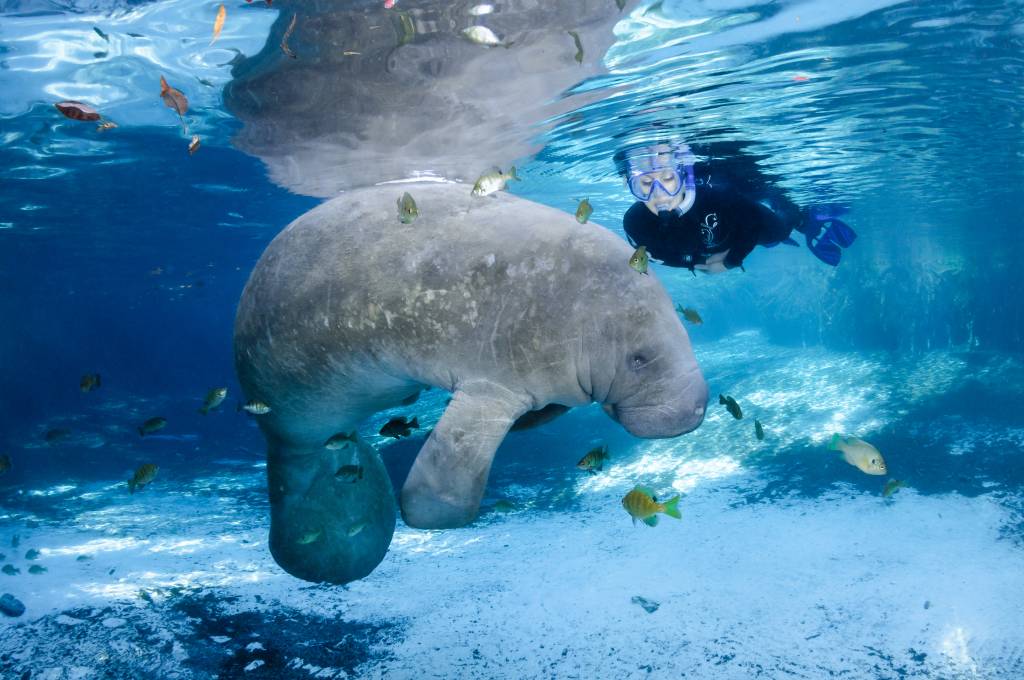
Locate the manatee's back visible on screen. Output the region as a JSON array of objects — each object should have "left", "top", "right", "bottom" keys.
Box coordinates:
[{"left": 234, "top": 181, "right": 655, "bottom": 416}]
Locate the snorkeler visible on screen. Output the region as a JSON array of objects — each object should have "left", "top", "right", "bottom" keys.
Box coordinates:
[{"left": 616, "top": 142, "right": 856, "bottom": 272}]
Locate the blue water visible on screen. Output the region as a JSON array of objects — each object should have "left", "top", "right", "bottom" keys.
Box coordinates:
[{"left": 2, "top": 1, "right": 1023, "bottom": 678}]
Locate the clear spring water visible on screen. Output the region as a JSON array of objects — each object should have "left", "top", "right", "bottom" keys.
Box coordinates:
[{"left": 0, "top": 0, "right": 1022, "bottom": 678}]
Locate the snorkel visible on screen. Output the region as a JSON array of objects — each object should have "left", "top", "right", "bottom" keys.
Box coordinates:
[{"left": 625, "top": 142, "right": 697, "bottom": 216}]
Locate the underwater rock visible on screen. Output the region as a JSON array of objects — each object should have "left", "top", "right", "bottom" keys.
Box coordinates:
[
  {"left": 0, "top": 593, "right": 25, "bottom": 617},
  {"left": 631, "top": 596, "right": 660, "bottom": 614}
]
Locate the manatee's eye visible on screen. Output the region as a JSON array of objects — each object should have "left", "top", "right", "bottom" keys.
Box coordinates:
[{"left": 630, "top": 353, "right": 649, "bottom": 371}]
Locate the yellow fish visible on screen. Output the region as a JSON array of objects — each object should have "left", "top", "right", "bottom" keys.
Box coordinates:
[
  {"left": 574, "top": 197, "right": 592, "bottom": 224},
  {"left": 621, "top": 486, "right": 681, "bottom": 527},
  {"left": 829, "top": 434, "right": 887, "bottom": 475},
  {"left": 628, "top": 245, "right": 649, "bottom": 275},
  {"left": 128, "top": 463, "right": 158, "bottom": 494},
  {"left": 210, "top": 4, "right": 226, "bottom": 46},
  {"left": 576, "top": 444, "right": 609, "bottom": 474},
  {"left": 397, "top": 191, "right": 419, "bottom": 224},
  {"left": 674, "top": 304, "right": 703, "bottom": 325},
  {"left": 199, "top": 387, "right": 228, "bottom": 414},
  {"left": 471, "top": 166, "right": 519, "bottom": 197}
]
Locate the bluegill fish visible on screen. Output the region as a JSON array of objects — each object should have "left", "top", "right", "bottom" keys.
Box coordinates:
[
  {"left": 241, "top": 400, "right": 271, "bottom": 415},
  {"left": 347, "top": 522, "right": 367, "bottom": 537},
  {"left": 461, "top": 25, "right": 512, "bottom": 48},
  {"left": 28, "top": 565, "right": 47, "bottom": 575},
  {"left": 380, "top": 416, "right": 418, "bottom": 439},
  {"left": 576, "top": 444, "right": 609, "bottom": 474},
  {"left": 80, "top": 373, "right": 101, "bottom": 392},
  {"left": 2, "top": 565, "right": 19, "bottom": 576},
  {"left": 24, "top": 549, "right": 39, "bottom": 560},
  {"left": 45, "top": 428, "right": 71, "bottom": 444},
  {"left": 138, "top": 417, "right": 167, "bottom": 436},
  {"left": 199, "top": 387, "right": 228, "bottom": 414},
  {"left": 628, "top": 245, "right": 648, "bottom": 274},
  {"left": 675, "top": 304, "right": 703, "bottom": 325},
  {"left": 397, "top": 192, "right": 419, "bottom": 224},
  {"left": 335, "top": 464, "right": 363, "bottom": 483},
  {"left": 128, "top": 463, "right": 158, "bottom": 493},
  {"left": 297, "top": 530, "right": 321, "bottom": 545},
  {"left": 829, "top": 434, "right": 887, "bottom": 475},
  {"left": 324, "top": 431, "right": 356, "bottom": 450},
  {"left": 622, "top": 486, "right": 681, "bottom": 527},
  {"left": 754, "top": 419, "right": 764, "bottom": 441},
  {"left": 471, "top": 167, "right": 519, "bottom": 197},
  {"left": 719, "top": 394, "right": 742, "bottom": 420},
  {"left": 882, "top": 479, "right": 905, "bottom": 497},
  {"left": 575, "top": 197, "right": 593, "bottom": 224}
]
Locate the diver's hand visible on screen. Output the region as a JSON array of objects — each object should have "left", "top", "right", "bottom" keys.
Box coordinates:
[{"left": 693, "top": 250, "right": 729, "bottom": 274}]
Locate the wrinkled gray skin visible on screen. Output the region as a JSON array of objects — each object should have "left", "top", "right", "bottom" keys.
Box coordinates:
[{"left": 234, "top": 182, "right": 707, "bottom": 584}]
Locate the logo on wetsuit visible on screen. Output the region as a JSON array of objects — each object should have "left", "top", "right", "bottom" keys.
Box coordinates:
[{"left": 700, "top": 212, "right": 720, "bottom": 247}]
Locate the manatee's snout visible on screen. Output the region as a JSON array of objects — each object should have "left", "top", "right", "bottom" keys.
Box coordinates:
[{"left": 611, "top": 371, "right": 708, "bottom": 438}]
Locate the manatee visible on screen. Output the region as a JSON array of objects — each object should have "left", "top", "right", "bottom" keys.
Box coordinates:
[{"left": 234, "top": 182, "right": 707, "bottom": 584}]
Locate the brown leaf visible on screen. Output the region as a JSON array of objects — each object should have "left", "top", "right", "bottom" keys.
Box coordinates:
[
  {"left": 281, "top": 13, "right": 298, "bottom": 59},
  {"left": 55, "top": 100, "right": 101, "bottom": 122},
  {"left": 159, "top": 75, "right": 189, "bottom": 117},
  {"left": 188, "top": 135, "right": 201, "bottom": 156}
]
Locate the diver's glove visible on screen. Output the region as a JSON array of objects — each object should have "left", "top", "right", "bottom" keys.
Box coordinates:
[{"left": 800, "top": 205, "right": 857, "bottom": 266}]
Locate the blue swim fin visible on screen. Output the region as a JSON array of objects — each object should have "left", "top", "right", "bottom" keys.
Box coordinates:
[
  {"left": 806, "top": 234, "right": 841, "bottom": 266},
  {"left": 824, "top": 218, "right": 857, "bottom": 248}
]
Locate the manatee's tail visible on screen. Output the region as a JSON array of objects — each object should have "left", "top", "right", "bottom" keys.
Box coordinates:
[
  {"left": 662, "top": 495, "right": 682, "bottom": 519},
  {"left": 828, "top": 433, "right": 844, "bottom": 451}
]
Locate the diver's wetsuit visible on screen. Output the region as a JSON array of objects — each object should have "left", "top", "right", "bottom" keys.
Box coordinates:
[{"left": 623, "top": 185, "right": 800, "bottom": 271}]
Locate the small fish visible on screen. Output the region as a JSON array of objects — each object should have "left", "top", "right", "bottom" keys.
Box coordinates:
[
  {"left": 138, "top": 417, "right": 167, "bottom": 436},
  {"left": 297, "top": 530, "right": 321, "bottom": 545},
  {"left": 324, "top": 432, "right": 356, "bottom": 450},
  {"left": 159, "top": 75, "right": 189, "bottom": 118},
  {"left": 55, "top": 100, "right": 101, "bottom": 122},
  {"left": 241, "top": 400, "right": 271, "bottom": 415},
  {"left": 829, "top": 434, "right": 887, "bottom": 476},
  {"left": 718, "top": 394, "right": 742, "bottom": 420},
  {"left": 461, "top": 25, "right": 512, "bottom": 48},
  {"left": 96, "top": 120, "right": 117, "bottom": 131},
  {"left": 210, "top": 4, "right": 226, "bottom": 46},
  {"left": 492, "top": 499, "right": 516, "bottom": 513},
  {"left": 576, "top": 444, "right": 609, "bottom": 474},
  {"left": 199, "top": 387, "right": 228, "bottom": 414},
  {"left": 674, "top": 305, "right": 703, "bottom": 325},
  {"left": 471, "top": 167, "right": 519, "bottom": 197},
  {"left": 28, "top": 565, "right": 47, "bottom": 575},
  {"left": 575, "top": 197, "right": 593, "bottom": 224},
  {"left": 76, "top": 554, "right": 92, "bottom": 562},
  {"left": 347, "top": 522, "right": 367, "bottom": 537},
  {"left": 139, "top": 589, "right": 154, "bottom": 603},
  {"left": 397, "top": 192, "right": 419, "bottom": 224},
  {"left": 567, "top": 30, "right": 584, "bottom": 64},
  {"left": 0, "top": 454, "right": 10, "bottom": 476},
  {"left": 128, "top": 463, "right": 159, "bottom": 493},
  {"left": 628, "top": 245, "right": 649, "bottom": 275},
  {"left": 93, "top": 26, "right": 110, "bottom": 42},
  {"left": 754, "top": 419, "right": 765, "bottom": 441},
  {"left": 45, "top": 428, "right": 71, "bottom": 444},
  {"left": 80, "top": 373, "right": 101, "bottom": 392},
  {"left": 281, "top": 13, "right": 298, "bottom": 59},
  {"left": 335, "top": 464, "right": 363, "bottom": 483},
  {"left": 2, "top": 565, "right": 19, "bottom": 576},
  {"left": 882, "top": 479, "right": 905, "bottom": 498},
  {"left": 188, "top": 135, "right": 201, "bottom": 156},
  {"left": 621, "top": 486, "right": 681, "bottom": 527},
  {"left": 469, "top": 4, "right": 494, "bottom": 15},
  {"left": 379, "top": 416, "right": 419, "bottom": 439},
  {"left": 24, "top": 549, "right": 39, "bottom": 560}
]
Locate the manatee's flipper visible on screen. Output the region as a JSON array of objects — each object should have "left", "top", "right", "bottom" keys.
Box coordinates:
[
  {"left": 401, "top": 385, "right": 528, "bottom": 529},
  {"left": 267, "top": 436, "right": 396, "bottom": 584},
  {"left": 509, "top": 403, "right": 570, "bottom": 432}
]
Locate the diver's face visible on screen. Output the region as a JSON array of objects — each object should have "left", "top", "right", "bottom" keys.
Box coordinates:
[{"left": 633, "top": 169, "right": 684, "bottom": 215}]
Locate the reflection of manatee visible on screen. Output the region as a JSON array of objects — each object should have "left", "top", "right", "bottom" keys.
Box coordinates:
[
  {"left": 225, "top": 0, "right": 632, "bottom": 196},
  {"left": 234, "top": 182, "right": 707, "bottom": 584}
]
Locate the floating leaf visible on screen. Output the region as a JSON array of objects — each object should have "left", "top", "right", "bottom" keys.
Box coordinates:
[
  {"left": 281, "top": 13, "right": 298, "bottom": 59},
  {"left": 210, "top": 4, "right": 226, "bottom": 46},
  {"left": 188, "top": 135, "right": 201, "bottom": 156},
  {"left": 159, "top": 76, "right": 189, "bottom": 117},
  {"left": 55, "top": 100, "right": 101, "bottom": 122}
]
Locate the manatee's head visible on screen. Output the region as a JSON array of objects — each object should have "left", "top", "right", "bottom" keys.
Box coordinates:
[{"left": 592, "top": 286, "right": 708, "bottom": 438}]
